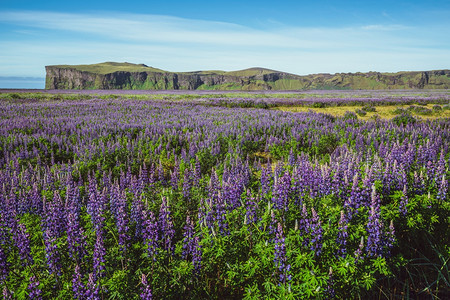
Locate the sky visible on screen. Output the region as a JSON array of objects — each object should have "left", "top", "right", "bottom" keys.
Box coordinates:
[{"left": 0, "top": 0, "right": 449, "bottom": 88}]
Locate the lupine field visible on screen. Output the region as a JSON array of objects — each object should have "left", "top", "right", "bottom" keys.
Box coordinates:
[{"left": 0, "top": 91, "right": 449, "bottom": 299}]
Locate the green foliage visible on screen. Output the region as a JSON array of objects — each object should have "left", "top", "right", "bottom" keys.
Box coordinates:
[
  {"left": 392, "top": 111, "right": 417, "bottom": 126},
  {"left": 355, "top": 108, "right": 367, "bottom": 116},
  {"left": 343, "top": 111, "right": 358, "bottom": 120}
]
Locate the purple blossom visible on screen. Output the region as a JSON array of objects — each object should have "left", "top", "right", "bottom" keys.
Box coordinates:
[
  {"left": 399, "top": 185, "right": 408, "bottom": 216},
  {"left": 85, "top": 273, "right": 100, "bottom": 300},
  {"left": 0, "top": 246, "right": 8, "bottom": 284},
  {"left": 93, "top": 230, "right": 106, "bottom": 280},
  {"left": 66, "top": 187, "right": 87, "bottom": 262},
  {"left": 27, "top": 275, "right": 42, "bottom": 300},
  {"left": 3, "top": 287, "right": 13, "bottom": 300},
  {"left": 140, "top": 273, "right": 153, "bottom": 300},
  {"left": 158, "top": 197, "right": 175, "bottom": 253},
  {"left": 309, "top": 207, "right": 323, "bottom": 256},
  {"left": 170, "top": 161, "right": 180, "bottom": 190},
  {"left": 142, "top": 210, "right": 159, "bottom": 260},
  {"left": 272, "top": 171, "right": 291, "bottom": 211},
  {"left": 354, "top": 237, "right": 364, "bottom": 263},
  {"left": 260, "top": 164, "right": 273, "bottom": 196},
  {"left": 115, "top": 190, "right": 129, "bottom": 251},
  {"left": 384, "top": 220, "right": 395, "bottom": 257},
  {"left": 182, "top": 167, "right": 193, "bottom": 199},
  {"left": 274, "top": 223, "right": 291, "bottom": 285},
  {"left": 131, "top": 195, "right": 145, "bottom": 238},
  {"left": 245, "top": 192, "right": 259, "bottom": 227},
  {"left": 437, "top": 175, "right": 448, "bottom": 201},
  {"left": 192, "top": 235, "right": 202, "bottom": 275},
  {"left": 336, "top": 211, "right": 348, "bottom": 257},
  {"left": 43, "top": 229, "right": 61, "bottom": 275},
  {"left": 366, "top": 186, "right": 383, "bottom": 257},
  {"left": 13, "top": 223, "right": 33, "bottom": 266},
  {"left": 72, "top": 264, "right": 86, "bottom": 299},
  {"left": 182, "top": 215, "right": 195, "bottom": 259},
  {"left": 325, "top": 267, "right": 335, "bottom": 299}
]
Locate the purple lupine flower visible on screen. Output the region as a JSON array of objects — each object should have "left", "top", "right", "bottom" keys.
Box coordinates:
[
  {"left": 13, "top": 223, "right": 33, "bottom": 266},
  {"left": 336, "top": 211, "right": 348, "bottom": 257},
  {"left": 0, "top": 215, "right": 10, "bottom": 284},
  {"left": 158, "top": 197, "right": 175, "bottom": 253},
  {"left": 309, "top": 207, "right": 323, "bottom": 256},
  {"left": 274, "top": 223, "right": 291, "bottom": 285},
  {"left": 140, "top": 164, "right": 149, "bottom": 191},
  {"left": 384, "top": 220, "right": 395, "bottom": 257},
  {"left": 131, "top": 175, "right": 142, "bottom": 199},
  {"left": 142, "top": 210, "right": 158, "bottom": 260},
  {"left": 354, "top": 236, "right": 364, "bottom": 263},
  {"left": 260, "top": 164, "right": 273, "bottom": 196},
  {"left": 182, "top": 167, "right": 193, "bottom": 199},
  {"left": 43, "top": 191, "right": 65, "bottom": 238},
  {"left": 115, "top": 190, "right": 129, "bottom": 251},
  {"left": 3, "top": 287, "right": 13, "bottom": 300},
  {"left": 0, "top": 246, "right": 8, "bottom": 284},
  {"left": 413, "top": 171, "right": 425, "bottom": 195},
  {"left": 399, "top": 185, "right": 408, "bottom": 216},
  {"left": 193, "top": 159, "right": 201, "bottom": 185},
  {"left": 27, "top": 275, "right": 42, "bottom": 300},
  {"left": 66, "top": 186, "right": 87, "bottom": 262},
  {"left": 140, "top": 274, "right": 153, "bottom": 300},
  {"left": 182, "top": 215, "right": 195, "bottom": 260},
  {"left": 43, "top": 229, "right": 61, "bottom": 275},
  {"left": 299, "top": 204, "right": 309, "bottom": 233},
  {"left": 272, "top": 171, "right": 291, "bottom": 211},
  {"left": 325, "top": 267, "right": 335, "bottom": 299},
  {"left": 192, "top": 235, "right": 202, "bottom": 275},
  {"left": 131, "top": 195, "right": 145, "bottom": 238},
  {"left": 170, "top": 161, "right": 180, "bottom": 190},
  {"left": 245, "top": 191, "right": 259, "bottom": 227},
  {"left": 29, "top": 183, "right": 43, "bottom": 215},
  {"left": 85, "top": 273, "right": 100, "bottom": 300},
  {"left": 215, "top": 192, "right": 229, "bottom": 236},
  {"left": 72, "top": 264, "right": 85, "bottom": 299},
  {"left": 93, "top": 230, "right": 106, "bottom": 281},
  {"left": 158, "top": 163, "right": 166, "bottom": 186},
  {"left": 87, "top": 185, "right": 107, "bottom": 233},
  {"left": 366, "top": 186, "right": 383, "bottom": 257},
  {"left": 344, "top": 174, "right": 364, "bottom": 219},
  {"left": 437, "top": 175, "right": 448, "bottom": 201}
]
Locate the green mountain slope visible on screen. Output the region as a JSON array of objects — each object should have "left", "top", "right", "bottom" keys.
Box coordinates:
[{"left": 45, "top": 62, "right": 450, "bottom": 90}]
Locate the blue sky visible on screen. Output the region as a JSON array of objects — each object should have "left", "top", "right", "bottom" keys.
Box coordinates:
[{"left": 0, "top": 0, "right": 449, "bottom": 88}]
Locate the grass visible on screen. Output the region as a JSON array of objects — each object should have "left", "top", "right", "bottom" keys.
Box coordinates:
[
  {"left": 47, "top": 63, "right": 281, "bottom": 78},
  {"left": 274, "top": 104, "right": 450, "bottom": 120},
  {"left": 48, "top": 62, "right": 167, "bottom": 74}
]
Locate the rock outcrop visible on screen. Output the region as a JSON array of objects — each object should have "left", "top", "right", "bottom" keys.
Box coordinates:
[{"left": 45, "top": 62, "right": 450, "bottom": 90}]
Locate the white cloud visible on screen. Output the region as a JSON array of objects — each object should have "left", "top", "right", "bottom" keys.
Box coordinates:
[{"left": 0, "top": 10, "right": 449, "bottom": 77}]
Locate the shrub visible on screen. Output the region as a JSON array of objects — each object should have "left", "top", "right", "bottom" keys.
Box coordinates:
[
  {"left": 408, "top": 105, "right": 432, "bottom": 115},
  {"left": 393, "top": 107, "right": 407, "bottom": 115},
  {"left": 392, "top": 111, "right": 417, "bottom": 126},
  {"left": 432, "top": 105, "right": 442, "bottom": 111},
  {"left": 343, "top": 111, "right": 358, "bottom": 120},
  {"left": 355, "top": 108, "right": 367, "bottom": 116},
  {"left": 362, "top": 105, "right": 376, "bottom": 112}
]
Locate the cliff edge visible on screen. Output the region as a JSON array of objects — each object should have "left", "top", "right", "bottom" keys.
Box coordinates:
[{"left": 45, "top": 62, "right": 450, "bottom": 90}]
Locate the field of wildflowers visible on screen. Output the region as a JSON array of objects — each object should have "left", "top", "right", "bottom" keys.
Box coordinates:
[{"left": 0, "top": 91, "right": 449, "bottom": 299}]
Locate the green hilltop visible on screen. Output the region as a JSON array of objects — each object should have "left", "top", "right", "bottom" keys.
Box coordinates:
[{"left": 45, "top": 62, "right": 450, "bottom": 90}]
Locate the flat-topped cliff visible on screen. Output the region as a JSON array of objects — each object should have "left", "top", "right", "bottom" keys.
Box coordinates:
[{"left": 45, "top": 62, "right": 450, "bottom": 90}]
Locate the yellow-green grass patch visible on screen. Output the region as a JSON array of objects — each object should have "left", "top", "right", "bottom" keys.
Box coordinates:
[{"left": 273, "top": 104, "right": 450, "bottom": 120}]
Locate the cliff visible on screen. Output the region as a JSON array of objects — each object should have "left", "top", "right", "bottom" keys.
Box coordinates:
[{"left": 45, "top": 62, "right": 450, "bottom": 90}]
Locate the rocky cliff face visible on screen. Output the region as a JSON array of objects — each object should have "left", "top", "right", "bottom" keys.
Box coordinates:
[{"left": 45, "top": 65, "right": 450, "bottom": 90}]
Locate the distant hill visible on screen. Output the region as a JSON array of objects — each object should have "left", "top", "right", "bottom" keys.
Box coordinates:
[{"left": 45, "top": 62, "right": 450, "bottom": 90}]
